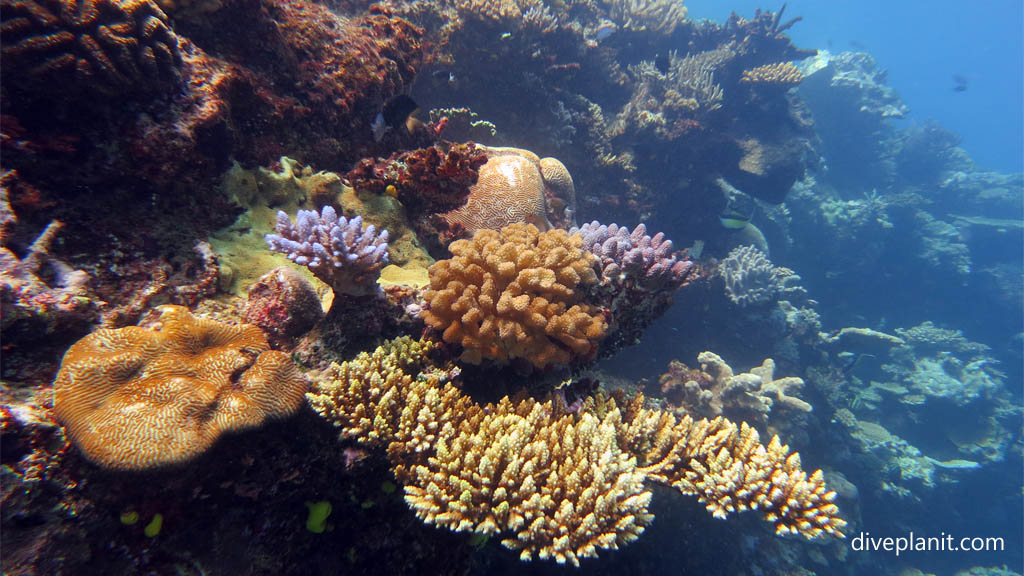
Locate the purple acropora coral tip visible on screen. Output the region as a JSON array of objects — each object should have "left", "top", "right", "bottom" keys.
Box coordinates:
[
  {"left": 570, "top": 221, "right": 692, "bottom": 291},
  {"left": 266, "top": 205, "right": 389, "bottom": 296}
]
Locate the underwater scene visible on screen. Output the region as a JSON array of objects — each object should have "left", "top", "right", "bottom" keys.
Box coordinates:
[{"left": 1, "top": 0, "right": 1021, "bottom": 574}]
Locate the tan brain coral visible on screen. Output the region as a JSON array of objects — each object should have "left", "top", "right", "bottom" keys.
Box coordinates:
[
  {"left": 422, "top": 223, "right": 606, "bottom": 368},
  {"left": 52, "top": 305, "right": 307, "bottom": 470},
  {"left": 441, "top": 146, "right": 576, "bottom": 233}
]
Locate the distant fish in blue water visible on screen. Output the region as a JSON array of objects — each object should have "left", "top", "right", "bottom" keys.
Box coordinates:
[{"left": 953, "top": 74, "right": 968, "bottom": 92}]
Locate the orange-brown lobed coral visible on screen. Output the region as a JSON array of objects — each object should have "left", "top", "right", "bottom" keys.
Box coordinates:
[
  {"left": 740, "top": 61, "right": 803, "bottom": 85},
  {"left": 421, "top": 223, "right": 606, "bottom": 369},
  {"left": 52, "top": 305, "right": 308, "bottom": 470},
  {"left": 1, "top": 0, "right": 182, "bottom": 96}
]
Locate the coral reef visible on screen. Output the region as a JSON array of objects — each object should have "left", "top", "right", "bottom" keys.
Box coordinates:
[
  {"left": 242, "top": 265, "right": 324, "bottom": 343},
  {"left": 1, "top": 0, "right": 182, "bottom": 97},
  {"left": 571, "top": 221, "right": 695, "bottom": 352},
  {"left": 421, "top": 223, "right": 606, "bottom": 369},
  {"left": 309, "top": 339, "right": 846, "bottom": 567},
  {"left": 0, "top": 218, "right": 98, "bottom": 342},
  {"left": 604, "top": 0, "right": 688, "bottom": 34},
  {"left": 659, "top": 351, "right": 812, "bottom": 439},
  {"left": 345, "top": 142, "right": 488, "bottom": 215},
  {"left": 266, "top": 206, "right": 389, "bottom": 297},
  {"left": 52, "top": 305, "right": 307, "bottom": 470},
  {"left": 719, "top": 245, "right": 803, "bottom": 307}
]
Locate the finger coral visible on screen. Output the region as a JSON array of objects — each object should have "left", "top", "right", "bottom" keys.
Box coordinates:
[
  {"left": 1, "top": 0, "right": 182, "bottom": 97},
  {"left": 52, "top": 305, "right": 308, "bottom": 470},
  {"left": 266, "top": 206, "right": 389, "bottom": 297},
  {"left": 571, "top": 221, "right": 695, "bottom": 354},
  {"left": 421, "top": 223, "right": 606, "bottom": 369}
]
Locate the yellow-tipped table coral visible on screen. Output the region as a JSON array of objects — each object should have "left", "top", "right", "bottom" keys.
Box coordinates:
[
  {"left": 421, "top": 223, "right": 607, "bottom": 369},
  {"left": 308, "top": 339, "right": 846, "bottom": 567},
  {"left": 52, "top": 305, "right": 308, "bottom": 470}
]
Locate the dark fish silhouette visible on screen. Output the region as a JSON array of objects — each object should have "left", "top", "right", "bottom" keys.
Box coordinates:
[
  {"left": 371, "top": 94, "right": 419, "bottom": 142},
  {"left": 953, "top": 74, "right": 968, "bottom": 92},
  {"left": 654, "top": 53, "right": 670, "bottom": 75}
]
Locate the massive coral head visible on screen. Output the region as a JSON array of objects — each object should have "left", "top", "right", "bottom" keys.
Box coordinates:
[{"left": 422, "top": 223, "right": 607, "bottom": 369}]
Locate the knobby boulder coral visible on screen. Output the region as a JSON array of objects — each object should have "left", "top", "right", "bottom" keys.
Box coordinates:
[
  {"left": 266, "top": 206, "right": 389, "bottom": 297},
  {"left": 52, "top": 305, "right": 307, "bottom": 470},
  {"left": 421, "top": 223, "right": 606, "bottom": 369},
  {"left": 440, "top": 147, "right": 575, "bottom": 234}
]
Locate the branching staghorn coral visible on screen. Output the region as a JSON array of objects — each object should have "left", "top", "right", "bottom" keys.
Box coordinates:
[
  {"left": 603, "top": 0, "right": 688, "bottom": 35},
  {"left": 266, "top": 206, "right": 389, "bottom": 297},
  {"left": 741, "top": 61, "right": 803, "bottom": 86},
  {"left": 421, "top": 223, "right": 607, "bottom": 369},
  {"left": 719, "top": 244, "right": 803, "bottom": 307},
  {"left": 455, "top": 0, "right": 559, "bottom": 33},
  {"left": 309, "top": 340, "right": 846, "bottom": 566}
]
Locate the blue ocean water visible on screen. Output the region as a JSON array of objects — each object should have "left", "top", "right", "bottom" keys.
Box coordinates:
[{"left": 689, "top": 0, "right": 1024, "bottom": 173}]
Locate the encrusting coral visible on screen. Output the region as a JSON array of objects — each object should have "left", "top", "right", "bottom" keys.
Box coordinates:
[
  {"left": 421, "top": 223, "right": 607, "bottom": 369},
  {"left": 266, "top": 206, "right": 389, "bottom": 297},
  {"left": 308, "top": 338, "right": 846, "bottom": 567},
  {"left": 52, "top": 305, "right": 308, "bottom": 471}
]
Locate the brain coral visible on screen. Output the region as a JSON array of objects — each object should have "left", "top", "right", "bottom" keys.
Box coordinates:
[
  {"left": 440, "top": 147, "right": 575, "bottom": 233},
  {"left": 1, "top": 0, "right": 182, "bottom": 96},
  {"left": 422, "top": 223, "right": 606, "bottom": 369},
  {"left": 52, "top": 305, "right": 307, "bottom": 470}
]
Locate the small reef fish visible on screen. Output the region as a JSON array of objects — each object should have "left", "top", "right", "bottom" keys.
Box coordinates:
[
  {"left": 593, "top": 20, "right": 617, "bottom": 42},
  {"left": 371, "top": 94, "right": 419, "bottom": 142}
]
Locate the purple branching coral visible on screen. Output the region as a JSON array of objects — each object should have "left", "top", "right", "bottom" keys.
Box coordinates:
[
  {"left": 570, "top": 221, "right": 694, "bottom": 355},
  {"left": 266, "top": 206, "right": 389, "bottom": 297},
  {"left": 571, "top": 221, "right": 693, "bottom": 292}
]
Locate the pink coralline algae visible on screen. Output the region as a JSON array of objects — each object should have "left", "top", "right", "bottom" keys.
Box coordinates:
[
  {"left": 266, "top": 206, "right": 389, "bottom": 297},
  {"left": 243, "top": 266, "right": 324, "bottom": 344}
]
